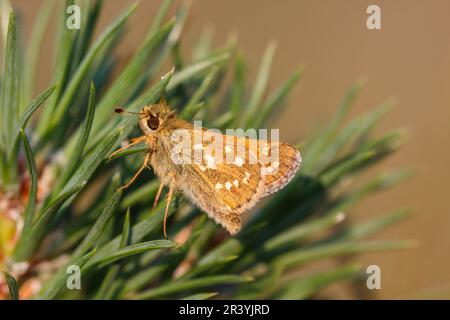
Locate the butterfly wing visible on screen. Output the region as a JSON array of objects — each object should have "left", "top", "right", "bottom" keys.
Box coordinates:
[
  {"left": 177, "top": 132, "right": 263, "bottom": 234},
  {"left": 184, "top": 162, "right": 264, "bottom": 234},
  {"left": 175, "top": 129, "right": 301, "bottom": 234},
  {"left": 259, "top": 142, "right": 302, "bottom": 197}
]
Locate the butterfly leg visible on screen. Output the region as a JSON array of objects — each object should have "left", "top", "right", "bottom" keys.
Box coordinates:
[
  {"left": 118, "top": 152, "right": 150, "bottom": 190},
  {"left": 163, "top": 174, "right": 176, "bottom": 239},
  {"left": 109, "top": 136, "right": 146, "bottom": 160},
  {"left": 153, "top": 182, "right": 164, "bottom": 209}
]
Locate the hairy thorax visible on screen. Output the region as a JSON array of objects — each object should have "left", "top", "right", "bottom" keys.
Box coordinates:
[{"left": 148, "top": 133, "right": 182, "bottom": 187}]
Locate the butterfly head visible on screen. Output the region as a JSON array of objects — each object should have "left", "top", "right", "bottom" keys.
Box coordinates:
[{"left": 138, "top": 103, "right": 175, "bottom": 135}]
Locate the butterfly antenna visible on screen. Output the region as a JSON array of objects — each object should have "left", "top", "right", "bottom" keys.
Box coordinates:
[{"left": 115, "top": 107, "right": 145, "bottom": 115}]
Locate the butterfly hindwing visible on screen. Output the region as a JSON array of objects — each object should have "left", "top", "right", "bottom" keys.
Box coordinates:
[{"left": 186, "top": 161, "right": 263, "bottom": 234}]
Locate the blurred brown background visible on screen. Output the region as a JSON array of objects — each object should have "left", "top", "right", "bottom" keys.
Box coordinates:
[{"left": 11, "top": 0, "right": 450, "bottom": 299}]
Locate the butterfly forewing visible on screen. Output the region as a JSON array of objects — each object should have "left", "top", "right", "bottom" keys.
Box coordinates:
[{"left": 259, "top": 142, "right": 301, "bottom": 197}]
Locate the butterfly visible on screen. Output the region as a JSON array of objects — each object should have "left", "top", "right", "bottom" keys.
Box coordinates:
[{"left": 112, "top": 103, "right": 301, "bottom": 238}]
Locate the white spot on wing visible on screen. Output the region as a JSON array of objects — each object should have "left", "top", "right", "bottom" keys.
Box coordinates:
[
  {"left": 233, "top": 179, "right": 239, "bottom": 187},
  {"left": 262, "top": 144, "right": 270, "bottom": 156},
  {"left": 193, "top": 144, "right": 203, "bottom": 150},
  {"left": 225, "top": 181, "right": 233, "bottom": 190},
  {"left": 205, "top": 154, "right": 217, "bottom": 169},
  {"left": 215, "top": 183, "right": 223, "bottom": 190},
  {"left": 261, "top": 166, "right": 274, "bottom": 175},
  {"left": 234, "top": 156, "right": 244, "bottom": 167}
]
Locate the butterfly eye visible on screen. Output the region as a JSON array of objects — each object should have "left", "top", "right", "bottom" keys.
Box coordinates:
[{"left": 147, "top": 115, "right": 159, "bottom": 130}]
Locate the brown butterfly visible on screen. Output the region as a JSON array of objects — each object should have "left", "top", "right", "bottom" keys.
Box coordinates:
[{"left": 112, "top": 103, "right": 301, "bottom": 238}]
